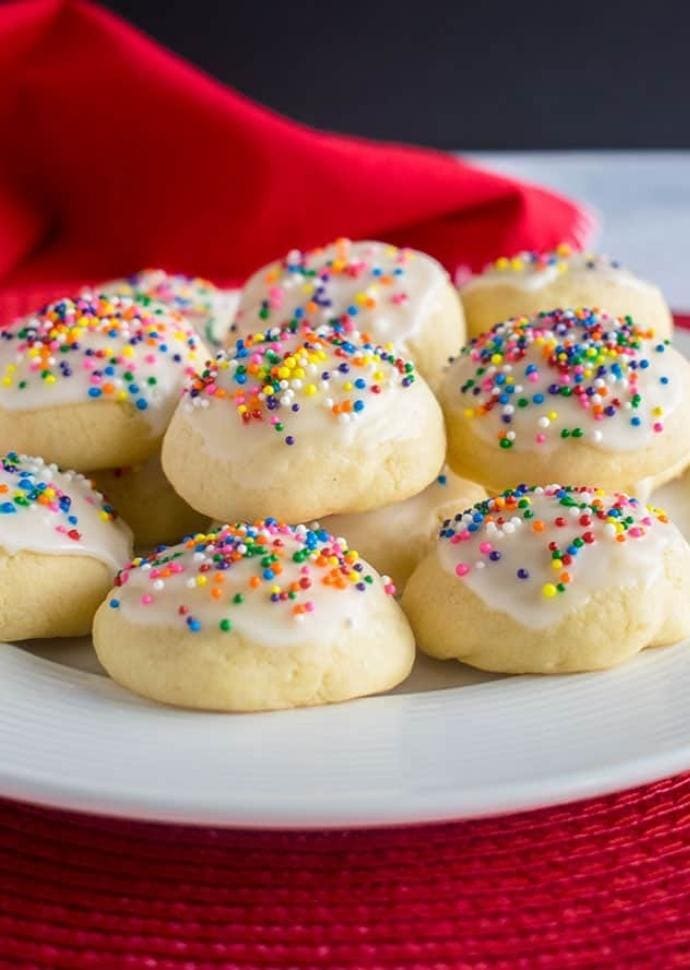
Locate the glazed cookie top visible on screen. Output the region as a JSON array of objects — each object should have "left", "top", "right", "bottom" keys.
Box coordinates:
[
  {"left": 438, "top": 484, "right": 682, "bottom": 629},
  {"left": 0, "top": 452, "right": 132, "bottom": 573},
  {"left": 184, "top": 321, "right": 418, "bottom": 449},
  {"left": 461, "top": 243, "right": 656, "bottom": 294},
  {"left": 97, "top": 269, "right": 239, "bottom": 348},
  {"left": 232, "top": 238, "right": 450, "bottom": 349},
  {"left": 107, "top": 521, "right": 396, "bottom": 643},
  {"left": 0, "top": 294, "right": 206, "bottom": 433},
  {"left": 447, "top": 308, "right": 685, "bottom": 453}
]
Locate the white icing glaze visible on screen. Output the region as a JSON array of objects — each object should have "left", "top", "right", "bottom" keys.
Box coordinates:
[
  {"left": 109, "top": 522, "right": 395, "bottom": 645},
  {"left": 232, "top": 239, "right": 449, "bottom": 352},
  {"left": 97, "top": 270, "right": 239, "bottom": 348},
  {"left": 183, "top": 321, "right": 423, "bottom": 452},
  {"left": 0, "top": 453, "right": 132, "bottom": 574},
  {"left": 0, "top": 294, "right": 207, "bottom": 435},
  {"left": 206, "top": 289, "right": 240, "bottom": 346},
  {"left": 447, "top": 309, "right": 685, "bottom": 453},
  {"left": 189, "top": 378, "right": 416, "bottom": 462},
  {"left": 461, "top": 249, "right": 658, "bottom": 295},
  {"left": 437, "top": 485, "right": 681, "bottom": 629}
]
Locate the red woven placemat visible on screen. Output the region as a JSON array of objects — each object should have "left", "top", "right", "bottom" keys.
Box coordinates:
[
  {"left": 2, "top": 775, "right": 690, "bottom": 969},
  {"left": 0, "top": 297, "right": 689, "bottom": 968}
]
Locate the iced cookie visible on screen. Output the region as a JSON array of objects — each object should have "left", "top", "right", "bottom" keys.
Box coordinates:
[
  {"left": 0, "top": 452, "right": 132, "bottom": 640},
  {"left": 94, "top": 521, "right": 414, "bottom": 711},
  {"left": 97, "top": 269, "right": 239, "bottom": 348},
  {"left": 0, "top": 294, "right": 207, "bottom": 471},
  {"left": 90, "top": 453, "right": 209, "bottom": 548},
  {"left": 402, "top": 484, "right": 690, "bottom": 673},
  {"left": 460, "top": 245, "right": 673, "bottom": 339},
  {"left": 321, "top": 467, "right": 486, "bottom": 589},
  {"left": 440, "top": 309, "right": 690, "bottom": 494},
  {"left": 231, "top": 238, "right": 465, "bottom": 388},
  {"left": 162, "top": 322, "right": 446, "bottom": 523}
]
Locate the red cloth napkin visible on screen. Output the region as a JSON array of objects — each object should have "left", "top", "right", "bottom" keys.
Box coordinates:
[{"left": 0, "top": 0, "right": 590, "bottom": 293}]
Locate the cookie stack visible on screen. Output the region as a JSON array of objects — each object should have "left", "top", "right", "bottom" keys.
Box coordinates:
[{"left": 2, "top": 243, "right": 689, "bottom": 710}]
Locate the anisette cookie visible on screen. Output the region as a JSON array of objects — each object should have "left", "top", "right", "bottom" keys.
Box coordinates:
[
  {"left": 0, "top": 452, "right": 132, "bottom": 640},
  {"left": 94, "top": 521, "right": 415, "bottom": 711},
  {"left": 460, "top": 245, "right": 673, "bottom": 339},
  {"left": 231, "top": 238, "right": 465, "bottom": 388},
  {"left": 162, "top": 322, "right": 446, "bottom": 523},
  {"left": 0, "top": 294, "right": 207, "bottom": 471},
  {"left": 97, "top": 269, "right": 239, "bottom": 348},
  {"left": 440, "top": 309, "right": 690, "bottom": 494},
  {"left": 402, "top": 484, "right": 690, "bottom": 674},
  {"left": 320, "top": 467, "right": 485, "bottom": 589},
  {"left": 90, "top": 453, "right": 209, "bottom": 548}
]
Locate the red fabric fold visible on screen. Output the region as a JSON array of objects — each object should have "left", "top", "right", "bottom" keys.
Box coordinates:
[{"left": 0, "top": 0, "right": 590, "bottom": 291}]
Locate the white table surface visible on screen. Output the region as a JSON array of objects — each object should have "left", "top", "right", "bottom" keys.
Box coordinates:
[{"left": 468, "top": 151, "right": 690, "bottom": 311}]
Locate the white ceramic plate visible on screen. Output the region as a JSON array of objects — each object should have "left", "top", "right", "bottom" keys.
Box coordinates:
[{"left": 1, "top": 333, "right": 689, "bottom": 830}]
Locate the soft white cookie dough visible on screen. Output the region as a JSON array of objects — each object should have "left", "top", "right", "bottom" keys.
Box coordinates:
[
  {"left": 440, "top": 309, "right": 690, "bottom": 494},
  {"left": 402, "top": 484, "right": 690, "bottom": 674},
  {"left": 0, "top": 452, "right": 133, "bottom": 640},
  {"left": 231, "top": 238, "right": 465, "bottom": 388},
  {"left": 94, "top": 521, "right": 415, "bottom": 711},
  {"left": 90, "top": 453, "right": 209, "bottom": 548},
  {"left": 460, "top": 245, "right": 673, "bottom": 339},
  {"left": 0, "top": 294, "right": 208, "bottom": 470},
  {"left": 97, "top": 269, "right": 239, "bottom": 348},
  {"left": 162, "top": 322, "right": 446, "bottom": 523},
  {"left": 320, "top": 467, "right": 485, "bottom": 589}
]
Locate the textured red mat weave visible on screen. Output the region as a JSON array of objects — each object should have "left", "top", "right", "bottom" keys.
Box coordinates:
[{"left": 2, "top": 774, "right": 690, "bottom": 969}]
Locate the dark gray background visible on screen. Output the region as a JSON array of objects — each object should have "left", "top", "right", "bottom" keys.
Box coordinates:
[{"left": 102, "top": 0, "right": 689, "bottom": 149}]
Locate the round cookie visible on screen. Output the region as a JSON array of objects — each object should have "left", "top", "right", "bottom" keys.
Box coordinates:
[
  {"left": 440, "top": 309, "right": 690, "bottom": 495},
  {"left": 231, "top": 238, "right": 465, "bottom": 388},
  {"left": 94, "top": 521, "right": 415, "bottom": 711},
  {"left": 90, "top": 453, "right": 209, "bottom": 548},
  {"left": 320, "top": 467, "right": 485, "bottom": 590},
  {"left": 460, "top": 245, "right": 673, "bottom": 339},
  {"left": 0, "top": 452, "right": 133, "bottom": 640},
  {"left": 0, "top": 294, "right": 207, "bottom": 471},
  {"left": 162, "top": 322, "right": 446, "bottom": 523},
  {"left": 97, "top": 269, "right": 239, "bottom": 348},
  {"left": 402, "top": 484, "right": 690, "bottom": 674}
]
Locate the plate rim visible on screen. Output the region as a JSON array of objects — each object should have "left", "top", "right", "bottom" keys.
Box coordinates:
[
  {"left": 4, "top": 729, "right": 690, "bottom": 830},
  {"left": 4, "top": 639, "right": 690, "bottom": 829}
]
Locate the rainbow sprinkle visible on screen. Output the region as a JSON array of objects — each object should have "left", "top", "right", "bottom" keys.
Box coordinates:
[
  {"left": 454, "top": 308, "right": 670, "bottom": 448},
  {"left": 185, "top": 321, "right": 416, "bottom": 445},
  {"left": 482, "top": 243, "right": 624, "bottom": 276},
  {"left": 441, "top": 484, "right": 669, "bottom": 600},
  {"left": 0, "top": 452, "right": 118, "bottom": 538},
  {"left": 0, "top": 294, "right": 203, "bottom": 412},
  {"left": 109, "top": 521, "right": 396, "bottom": 632},
  {"left": 235, "top": 238, "right": 415, "bottom": 336},
  {"left": 106, "top": 269, "right": 217, "bottom": 313},
  {"left": 99, "top": 269, "right": 230, "bottom": 347}
]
